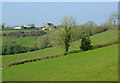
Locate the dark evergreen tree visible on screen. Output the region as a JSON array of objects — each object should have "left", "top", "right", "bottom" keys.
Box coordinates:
[
  {"left": 64, "top": 26, "right": 71, "bottom": 52},
  {"left": 80, "top": 34, "right": 93, "bottom": 51}
]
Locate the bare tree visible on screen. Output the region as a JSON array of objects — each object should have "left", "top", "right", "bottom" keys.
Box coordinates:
[
  {"left": 83, "top": 21, "right": 97, "bottom": 27},
  {"left": 108, "top": 12, "right": 118, "bottom": 25}
]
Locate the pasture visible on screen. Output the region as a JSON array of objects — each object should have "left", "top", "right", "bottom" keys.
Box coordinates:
[
  {"left": 2, "top": 44, "right": 118, "bottom": 81},
  {"left": 1, "top": 30, "right": 118, "bottom": 67},
  {"left": 2, "top": 36, "right": 38, "bottom": 46}
]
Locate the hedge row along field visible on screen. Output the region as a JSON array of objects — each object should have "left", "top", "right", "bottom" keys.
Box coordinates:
[
  {"left": 4, "top": 41, "right": 118, "bottom": 68},
  {"left": 2, "top": 30, "right": 46, "bottom": 38},
  {"left": 2, "top": 44, "right": 118, "bottom": 81},
  {"left": 1, "top": 30, "right": 118, "bottom": 67}
]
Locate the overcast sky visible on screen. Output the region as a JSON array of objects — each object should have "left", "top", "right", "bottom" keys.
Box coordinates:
[{"left": 2, "top": 2, "right": 118, "bottom": 27}]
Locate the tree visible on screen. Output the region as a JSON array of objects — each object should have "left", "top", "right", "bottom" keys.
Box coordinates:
[
  {"left": 80, "top": 33, "right": 93, "bottom": 51},
  {"left": 64, "top": 26, "right": 71, "bottom": 52},
  {"left": 21, "top": 25, "right": 24, "bottom": 29},
  {"left": 36, "top": 35, "right": 52, "bottom": 49},
  {"left": 102, "top": 12, "right": 118, "bottom": 30},
  {"left": 2, "top": 23, "right": 5, "bottom": 29},
  {"left": 83, "top": 21, "right": 97, "bottom": 35},
  {"left": 83, "top": 21, "right": 97, "bottom": 27},
  {"left": 108, "top": 12, "right": 118, "bottom": 25},
  {"left": 61, "top": 16, "right": 76, "bottom": 52}
]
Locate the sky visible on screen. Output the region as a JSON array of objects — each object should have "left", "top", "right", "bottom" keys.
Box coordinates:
[{"left": 2, "top": 2, "right": 118, "bottom": 27}]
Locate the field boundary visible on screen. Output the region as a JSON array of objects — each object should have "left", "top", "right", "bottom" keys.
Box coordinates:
[{"left": 4, "top": 41, "right": 118, "bottom": 68}]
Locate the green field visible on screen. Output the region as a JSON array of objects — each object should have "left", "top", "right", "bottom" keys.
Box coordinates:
[
  {"left": 2, "top": 30, "right": 118, "bottom": 67},
  {"left": 2, "top": 36, "right": 38, "bottom": 46},
  {"left": 2, "top": 30, "right": 51, "bottom": 46},
  {"left": 70, "top": 30, "right": 118, "bottom": 50},
  {"left": 2, "top": 44, "right": 118, "bottom": 81},
  {"left": 2, "top": 30, "right": 39, "bottom": 46},
  {"left": 1, "top": 30, "right": 38, "bottom": 33}
]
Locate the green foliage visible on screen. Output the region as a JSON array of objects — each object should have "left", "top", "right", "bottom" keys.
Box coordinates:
[{"left": 80, "top": 34, "right": 93, "bottom": 51}]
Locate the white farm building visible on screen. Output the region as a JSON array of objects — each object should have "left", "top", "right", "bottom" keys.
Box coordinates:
[{"left": 14, "top": 26, "right": 22, "bottom": 29}]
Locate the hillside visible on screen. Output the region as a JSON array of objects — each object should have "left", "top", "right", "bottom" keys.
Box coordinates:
[
  {"left": 2, "top": 44, "right": 118, "bottom": 81},
  {"left": 1, "top": 30, "right": 118, "bottom": 67}
]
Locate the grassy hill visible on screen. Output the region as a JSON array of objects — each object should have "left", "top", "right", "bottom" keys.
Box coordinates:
[
  {"left": 2, "top": 44, "right": 118, "bottom": 81},
  {"left": 70, "top": 30, "right": 118, "bottom": 50},
  {"left": 1, "top": 30, "right": 118, "bottom": 67}
]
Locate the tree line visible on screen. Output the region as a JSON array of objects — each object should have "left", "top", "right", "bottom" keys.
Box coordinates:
[{"left": 2, "top": 30, "right": 46, "bottom": 38}]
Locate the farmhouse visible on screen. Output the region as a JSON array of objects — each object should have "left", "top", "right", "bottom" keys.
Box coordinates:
[
  {"left": 42, "top": 23, "right": 54, "bottom": 30},
  {"left": 14, "top": 26, "right": 22, "bottom": 29}
]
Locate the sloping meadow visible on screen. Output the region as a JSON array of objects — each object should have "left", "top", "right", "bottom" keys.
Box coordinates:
[
  {"left": 1, "top": 30, "right": 118, "bottom": 67},
  {"left": 2, "top": 44, "right": 118, "bottom": 81}
]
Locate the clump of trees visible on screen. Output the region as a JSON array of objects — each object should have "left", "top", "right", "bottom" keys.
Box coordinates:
[
  {"left": 2, "top": 41, "right": 38, "bottom": 55},
  {"left": 80, "top": 33, "right": 93, "bottom": 51},
  {"left": 3, "top": 30, "right": 46, "bottom": 38},
  {"left": 2, "top": 42, "right": 27, "bottom": 55}
]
